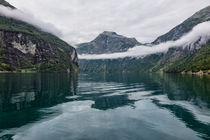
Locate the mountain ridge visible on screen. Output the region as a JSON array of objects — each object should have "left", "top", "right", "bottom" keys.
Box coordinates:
[
  {"left": 77, "top": 31, "right": 141, "bottom": 54},
  {"left": 0, "top": 0, "right": 15, "bottom": 9},
  {"left": 153, "top": 5, "right": 210, "bottom": 44},
  {"left": 0, "top": 1, "right": 78, "bottom": 72}
]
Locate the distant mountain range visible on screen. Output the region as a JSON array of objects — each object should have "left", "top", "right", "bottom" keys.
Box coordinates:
[
  {"left": 77, "top": 31, "right": 141, "bottom": 54},
  {"left": 0, "top": 0, "right": 78, "bottom": 72},
  {"left": 78, "top": 5, "right": 210, "bottom": 74}
]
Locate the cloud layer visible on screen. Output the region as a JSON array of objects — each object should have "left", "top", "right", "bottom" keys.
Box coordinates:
[
  {"left": 7, "top": 0, "right": 210, "bottom": 44},
  {"left": 79, "top": 21, "right": 210, "bottom": 60},
  {"left": 0, "top": 5, "right": 62, "bottom": 36}
]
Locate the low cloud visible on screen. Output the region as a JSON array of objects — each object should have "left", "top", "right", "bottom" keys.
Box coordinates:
[
  {"left": 7, "top": 0, "right": 210, "bottom": 44},
  {"left": 79, "top": 21, "right": 210, "bottom": 60},
  {"left": 0, "top": 5, "right": 62, "bottom": 37}
]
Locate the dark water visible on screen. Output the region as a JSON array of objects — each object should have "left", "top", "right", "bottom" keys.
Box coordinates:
[{"left": 0, "top": 72, "right": 210, "bottom": 140}]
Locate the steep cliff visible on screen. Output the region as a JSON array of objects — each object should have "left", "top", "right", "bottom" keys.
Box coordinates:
[{"left": 0, "top": 1, "right": 78, "bottom": 72}]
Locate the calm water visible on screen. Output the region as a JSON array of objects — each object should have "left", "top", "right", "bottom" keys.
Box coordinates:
[{"left": 0, "top": 72, "right": 210, "bottom": 140}]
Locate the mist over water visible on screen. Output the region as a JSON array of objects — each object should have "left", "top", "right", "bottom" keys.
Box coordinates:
[{"left": 79, "top": 21, "right": 210, "bottom": 60}]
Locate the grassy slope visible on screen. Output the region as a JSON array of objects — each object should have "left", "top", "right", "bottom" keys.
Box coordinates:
[{"left": 165, "top": 43, "right": 210, "bottom": 73}]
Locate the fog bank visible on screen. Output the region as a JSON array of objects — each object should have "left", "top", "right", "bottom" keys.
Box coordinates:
[
  {"left": 79, "top": 21, "right": 210, "bottom": 60},
  {"left": 0, "top": 5, "right": 62, "bottom": 37}
]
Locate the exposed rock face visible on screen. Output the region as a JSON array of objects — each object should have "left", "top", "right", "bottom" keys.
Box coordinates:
[
  {"left": 0, "top": 31, "right": 78, "bottom": 72},
  {"left": 0, "top": 1, "right": 78, "bottom": 72},
  {"left": 70, "top": 48, "right": 79, "bottom": 67},
  {"left": 153, "top": 6, "right": 210, "bottom": 44},
  {"left": 77, "top": 31, "right": 141, "bottom": 54},
  {"left": 12, "top": 40, "right": 36, "bottom": 55}
]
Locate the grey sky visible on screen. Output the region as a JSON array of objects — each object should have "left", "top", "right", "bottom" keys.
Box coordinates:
[{"left": 7, "top": 0, "right": 210, "bottom": 45}]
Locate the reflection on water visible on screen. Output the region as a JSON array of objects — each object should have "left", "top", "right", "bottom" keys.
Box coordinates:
[
  {"left": 0, "top": 72, "right": 210, "bottom": 140},
  {"left": 0, "top": 73, "right": 78, "bottom": 111},
  {"left": 91, "top": 94, "right": 136, "bottom": 110},
  {"left": 0, "top": 73, "right": 78, "bottom": 131}
]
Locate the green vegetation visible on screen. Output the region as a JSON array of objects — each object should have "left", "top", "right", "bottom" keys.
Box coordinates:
[
  {"left": 0, "top": 1, "right": 78, "bottom": 72},
  {"left": 0, "top": 16, "right": 71, "bottom": 51},
  {"left": 80, "top": 54, "right": 162, "bottom": 73},
  {"left": 165, "top": 43, "right": 210, "bottom": 73}
]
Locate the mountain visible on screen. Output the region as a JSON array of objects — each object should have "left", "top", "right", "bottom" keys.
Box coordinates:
[
  {"left": 0, "top": 1, "right": 78, "bottom": 72},
  {"left": 77, "top": 31, "right": 141, "bottom": 54},
  {"left": 152, "top": 5, "right": 210, "bottom": 73},
  {"left": 79, "top": 6, "right": 210, "bottom": 74},
  {"left": 0, "top": 0, "right": 15, "bottom": 9},
  {"left": 165, "top": 42, "right": 210, "bottom": 73},
  {"left": 153, "top": 6, "right": 210, "bottom": 44}
]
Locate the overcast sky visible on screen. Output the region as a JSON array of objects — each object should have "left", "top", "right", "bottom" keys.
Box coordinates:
[{"left": 7, "top": 0, "right": 210, "bottom": 45}]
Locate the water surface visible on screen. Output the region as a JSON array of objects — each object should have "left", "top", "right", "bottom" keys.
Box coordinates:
[{"left": 0, "top": 72, "right": 210, "bottom": 140}]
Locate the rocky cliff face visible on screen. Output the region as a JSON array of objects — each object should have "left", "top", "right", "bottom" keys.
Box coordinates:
[
  {"left": 77, "top": 31, "right": 141, "bottom": 54},
  {"left": 0, "top": 31, "right": 78, "bottom": 72},
  {"left": 0, "top": 1, "right": 78, "bottom": 72}
]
